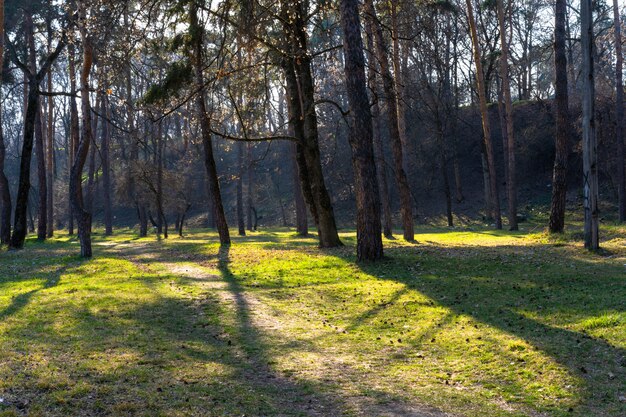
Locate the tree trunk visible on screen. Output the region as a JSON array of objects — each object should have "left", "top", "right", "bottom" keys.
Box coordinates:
[
  {"left": 283, "top": 66, "right": 318, "bottom": 227},
  {"left": 364, "top": 0, "right": 414, "bottom": 241},
  {"left": 340, "top": 0, "right": 384, "bottom": 261},
  {"left": 0, "top": 0, "right": 10, "bottom": 245},
  {"left": 68, "top": 43, "right": 79, "bottom": 236},
  {"left": 24, "top": 13, "right": 47, "bottom": 242},
  {"left": 581, "top": 0, "right": 599, "bottom": 250},
  {"left": 466, "top": 0, "right": 502, "bottom": 229},
  {"left": 614, "top": 0, "right": 625, "bottom": 222},
  {"left": 282, "top": 2, "right": 341, "bottom": 248},
  {"left": 246, "top": 143, "right": 254, "bottom": 231},
  {"left": 101, "top": 93, "right": 113, "bottom": 235},
  {"left": 496, "top": 0, "right": 517, "bottom": 230},
  {"left": 237, "top": 141, "right": 246, "bottom": 236},
  {"left": 190, "top": 1, "right": 230, "bottom": 246},
  {"left": 70, "top": 3, "right": 94, "bottom": 258},
  {"left": 365, "top": 21, "right": 393, "bottom": 239},
  {"left": 549, "top": 0, "right": 570, "bottom": 233}
]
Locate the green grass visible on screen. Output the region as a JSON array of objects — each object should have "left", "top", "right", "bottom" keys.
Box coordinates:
[{"left": 0, "top": 222, "right": 625, "bottom": 416}]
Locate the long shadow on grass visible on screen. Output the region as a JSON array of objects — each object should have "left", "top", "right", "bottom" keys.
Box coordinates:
[
  {"left": 69, "top": 241, "right": 349, "bottom": 416},
  {"left": 347, "top": 244, "right": 626, "bottom": 416}
]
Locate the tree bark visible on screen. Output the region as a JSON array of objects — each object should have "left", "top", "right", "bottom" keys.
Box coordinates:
[
  {"left": 246, "top": 143, "right": 254, "bottom": 231},
  {"left": 70, "top": 2, "right": 94, "bottom": 258},
  {"left": 237, "top": 141, "right": 246, "bottom": 236},
  {"left": 549, "top": 0, "right": 570, "bottom": 233},
  {"left": 581, "top": 0, "right": 599, "bottom": 250},
  {"left": 496, "top": 0, "right": 517, "bottom": 230},
  {"left": 68, "top": 43, "right": 79, "bottom": 235},
  {"left": 0, "top": 0, "right": 10, "bottom": 245},
  {"left": 101, "top": 93, "right": 113, "bottom": 235},
  {"left": 364, "top": 0, "right": 414, "bottom": 241},
  {"left": 365, "top": 20, "right": 393, "bottom": 239},
  {"left": 190, "top": 1, "right": 230, "bottom": 246},
  {"left": 340, "top": 0, "right": 384, "bottom": 261},
  {"left": 614, "top": 0, "right": 625, "bottom": 222},
  {"left": 281, "top": 1, "right": 341, "bottom": 248},
  {"left": 466, "top": 0, "right": 502, "bottom": 229}
]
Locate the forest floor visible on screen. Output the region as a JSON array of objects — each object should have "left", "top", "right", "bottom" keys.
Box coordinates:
[{"left": 0, "top": 221, "right": 625, "bottom": 417}]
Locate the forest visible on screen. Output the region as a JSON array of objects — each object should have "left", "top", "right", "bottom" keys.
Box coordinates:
[{"left": 0, "top": 0, "right": 624, "bottom": 416}]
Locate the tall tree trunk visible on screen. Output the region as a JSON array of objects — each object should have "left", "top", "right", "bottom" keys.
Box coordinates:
[
  {"left": 614, "top": 0, "right": 625, "bottom": 222},
  {"left": 70, "top": 3, "right": 94, "bottom": 257},
  {"left": 364, "top": 0, "right": 414, "bottom": 241},
  {"left": 340, "top": 0, "right": 383, "bottom": 261},
  {"left": 366, "top": 21, "right": 393, "bottom": 239},
  {"left": 284, "top": 66, "right": 318, "bottom": 228},
  {"left": 282, "top": 1, "right": 341, "bottom": 248},
  {"left": 101, "top": 93, "right": 113, "bottom": 235},
  {"left": 237, "top": 141, "right": 246, "bottom": 236},
  {"left": 0, "top": 0, "right": 10, "bottom": 245},
  {"left": 549, "top": 0, "right": 570, "bottom": 233},
  {"left": 155, "top": 121, "right": 166, "bottom": 238},
  {"left": 190, "top": 1, "right": 230, "bottom": 246},
  {"left": 68, "top": 43, "right": 79, "bottom": 235},
  {"left": 46, "top": 15, "right": 54, "bottom": 238},
  {"left": 35, "top": 104, "right": 47, "bottom": 240},
  {"left": 466, "top": 0, "right": 502, "bottom": 229},
  {"left": 246, "top": 143, "right": 254, "bottom": 231},
  {"left": 581, "top": 0, "right": 599, "bottom": 250},
  {"left": 25, "top": 13, "right": 47, "bottom": 241},
  {"left": 496, "top": 0, "right": 517, "bottom": 230}
]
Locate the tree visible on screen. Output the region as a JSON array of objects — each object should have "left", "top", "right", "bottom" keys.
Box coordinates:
[
  {"left": 0, "top": 0, "right": 11, "bottom": 245},
  {"left": 70, "top": 0, "right": 94, "bottom": 258},
  {"left": 339, "top": 0, "right": 383, "bottom": 261},
  {"left": 496, "top": 0, "right": 517, "bottom": 230},
  {"left": 581, "top": 0, "right": 599, "bottom": 250},
  {"left": 466, "top": 0, "right": 502, "bottom": 229},
  {"left": 614, "top": 0, "right": 625, "bottom": 222},
  {"left": 364, "top": 0, "right": 415, "bottom": 242},
  {"left": 189, "top": 0, "right": 230, "bottom": 246},
  {"left": 548, "top": 0, "right": 570, "bottom": 233},
  {"left": 7, "top": 4, "right": 65, "bottom": 249}
]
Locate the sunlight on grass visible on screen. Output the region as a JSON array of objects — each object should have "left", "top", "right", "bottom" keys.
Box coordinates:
[{"left": 0, "top": 225, "right": 624, "bottom": 416}]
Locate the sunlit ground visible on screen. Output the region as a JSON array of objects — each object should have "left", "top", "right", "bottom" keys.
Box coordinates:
[{"left": 0, "top": 219, "right": 624, "bottom": 416}]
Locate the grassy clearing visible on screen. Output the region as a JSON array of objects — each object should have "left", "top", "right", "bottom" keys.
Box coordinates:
[{"left": 0, "top": 222, "right": 624, "bottom": 416}]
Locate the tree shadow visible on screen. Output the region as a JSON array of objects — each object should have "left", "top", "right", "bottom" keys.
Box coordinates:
[{"left": 345, "top": 243, "right": 626, "bottom": 415}]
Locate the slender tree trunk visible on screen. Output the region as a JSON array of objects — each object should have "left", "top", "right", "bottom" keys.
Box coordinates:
[
  {"left": 284, "top": 67, "right": 318, "bottom": 228},
  {"left": 0, "top": 0, "right": 10, "bottom": 245},
  {"left": 101, "top": 93, "right": 113, "bottom": 235},
  {"left": 71, "top": 4, "right": 94, "bottom": 257},
  {"left": 581, "top": 0, "right": 599, "bottom": 250},
  {"left": 282, "top": 2, "right": 341, "bottom": 248},
  {"left": 466, "top": 0, "right": 502, "bottom": 229},
  {"left": 496, "top": 0, "right": 517, "bottom": 230},
  {"left": 246, "top": 143, "right": 254, "bottom": 231},
  {"left": 25, "top": 13, "right": 47, "bottom": 241},
  {"left": 190, "top": 1, "right": 230, "bottom": 246},
  {"left": 366, "top": 21, "right": 393, "bottom": 239},
  {"left": 237, "top": 141, "right": 246, "bottom": 236},
  {"left": 614, "top": 0, "right": 625, "bottom": 222},
  {"left": 340, "top": 0, "right": 383, "bottom": 261},
  {"left": 364, "top": 0, "right": 414, "bottom": 241},
  {"left": 68, "top": 43, "right": 79, "bottom": 235},
  {"left": 35, "top": 104, "right": 47, "bottom": 240},
  {"left": 45, "top": 15, "right": 54, "bottom": 238},
  {"left": 549, "top": 0, "right": 570, "bottom": 233}
]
